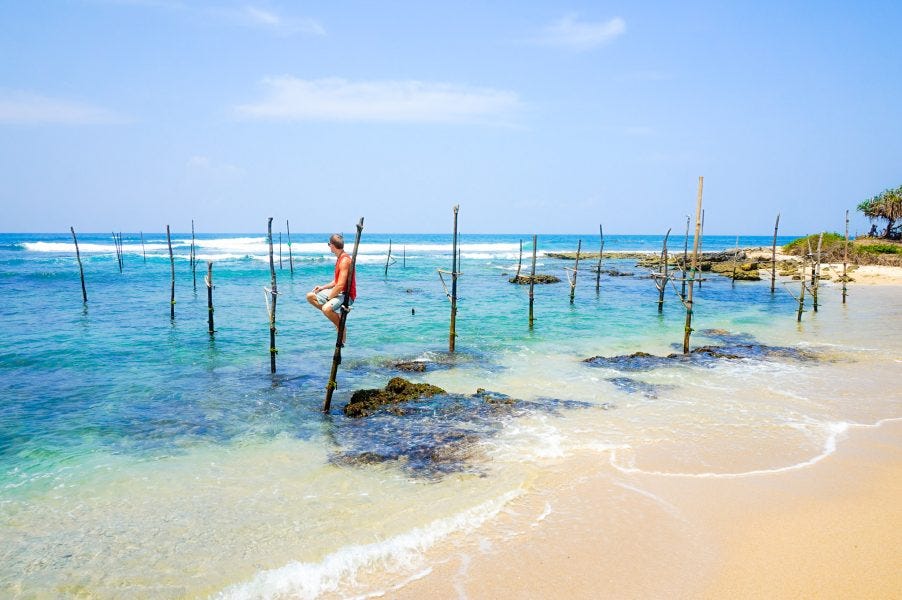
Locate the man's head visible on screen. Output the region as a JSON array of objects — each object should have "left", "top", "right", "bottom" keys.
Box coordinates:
[{"left": 328, "top": 234, "right": 345, "bottom": 250}]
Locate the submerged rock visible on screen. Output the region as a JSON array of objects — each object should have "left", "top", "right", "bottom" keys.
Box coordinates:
[
  {"left": 583, "top": 351, "right": 670, "bottom": 371},
  {"left": 344, "top": 377, "right": 446, "bottom": 417},
  {"left": 606, "top": 376, "right": 673, "bottom": 399},
  {"left": 509, "top": 274, "right": 561, "bottom": 284}
]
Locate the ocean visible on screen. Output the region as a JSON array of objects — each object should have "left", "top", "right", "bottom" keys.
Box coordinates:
[{"left": 1, "top": 231, "right": 899, "bottom": 598}]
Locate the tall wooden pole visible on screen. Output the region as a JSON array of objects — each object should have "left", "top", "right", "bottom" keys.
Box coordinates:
[
  {"left": 683, "top": 176, "right": 704, "bottom": 354},
  {"left": 529, "top": 234, "right": 537, "bottom": 328},
  {"left": 324, "top": 217, "right": 365, "bottom": 413},
  {"left": 515, "top": 239, "right": 523, "bottom": 279},
  {"left": 812, "top": 232, "right": 823, "bottom": 312},
  {"left": 770, "top": 213, "right": 780, "bottom": 293},
  {"left": 140, "top": 231, "right": 146, "bottom": 264},
  {"left": 286, "top": 220, "right": 295, "bottom": 275},
  {"left": 70, "top": 226, "right": 87, "bottom": 303},
  {"left": 267, "top": 218, "right": 278, "bottom": 373},
  {"left": 697, "top": 209, "right": 705, "bottom": 289},
  {"left": 166, "top": 225, "right": 175, "bottom": 319},
  {"left": 842, "top": 210, "right": 849, "bottom": 304},
  {"left": 797, "top": 250, "right": 807, "bottom": 322},
  {"left": 385, "top": 239, "right": 393, "bottom": 277},
  {"left": 206, "top": 261, "right": 215, "bottom": 335},
  {"left": 449, "top": 205, "right": 460, "bottom": 352},
  {"left": 569, "top": 240, "right": 582, "bottom": 304},
  {"left": 656, "top": 229, "right": 671, "bottom": 313},
  {"left": 112, "top": 232, "right": 122, "bottom": 273},
  {"left": 731, "top": 235, "right": 739, "bottom": 288},
  {"left": 403, "top": 245, "right": 406, "bottom": 268},
  {"left": 191, "top": 219, "right": 197, "bottom": 291},
  {"left": 595, "top": 224, "right": 604, "bottom": 294},
  {"left": 681, "top": 215, "right": 689, "bottom": 300}
]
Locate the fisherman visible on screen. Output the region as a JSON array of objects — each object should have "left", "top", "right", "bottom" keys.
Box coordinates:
[{"left": 306, "top": 233, "right": 357, "bottom": 338}]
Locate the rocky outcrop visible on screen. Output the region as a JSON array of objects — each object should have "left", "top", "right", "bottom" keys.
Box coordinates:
[{"left": 344, "top": 377, "right": 446, "bottom": 417}]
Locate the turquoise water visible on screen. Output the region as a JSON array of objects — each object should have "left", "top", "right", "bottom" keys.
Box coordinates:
[{"left": 1, "top": 231, "right": 899, "bottom": 597}]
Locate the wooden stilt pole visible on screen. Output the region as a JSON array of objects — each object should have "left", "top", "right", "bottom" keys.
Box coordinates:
[
  {"left": 403, "top": 245, "right": 406, "bottom": 268},
  {"left": 70, "top": 226, "right": 87, "bottom": 303},
  {"left": 166, "top": 225, "right": 175, "bottom": 319},
  {"left": 385, "top": 239, "right": 393, "bottom": 277},
  {"left": 112, "top": 232, "right": 122, "bottom": 273},
  {"left": 286, "top": 220, "right": 295, "bottom": 275},
  {"left": 191, "top": 219, "right": 197, "bottom": 291},
  {"left": 697, "top": 210, "right": 705, "bottom": 289},
  {"left": 797, "top": 248, "right": 807, "bottom": 322},
  {"left": 731, "top": 235, "right": 739, "bottom": 287},
  {"left": 267, "top": 218, "right": 278, "bottom": 373},
  {"left": 449, "top": 205, "right": 460, "bottom": 353},
  {"left": 683, "top": 176, "right": 704, "bottom": 354},
  {"left": 770, "top": 213, "right": 780, "bottom": 293},
  {"left": 529, "top": 234, "right": 537, "bottom": 328},
  {"left": 655, "top": 229, "right": 671, "bottom": 312},
  {"left": 595, "top": 224, "right": 604, "bottom": 294},
  {"left": 812, "top": 232, "right": 823, "bottom": 312},
  {"left": 568, "top": 240, "right": 582, "bottom": 304},
  {"left": 842, "top": 210, "right": 849, "bottom": 304},
  {"left": 206, "top": 261, "right": 214, "bottom": 335},
  {"left": 681, "top": 215, "right": 689, "bottom": 301},
  {"left": 323, "top": 217, "right": 365, "bottom": 413},
  {"left": 515, "top": 239, "right": 523, "bottom": 280},
  {"left": 140, "top": 231, "right": 146, "bottom": 264}
]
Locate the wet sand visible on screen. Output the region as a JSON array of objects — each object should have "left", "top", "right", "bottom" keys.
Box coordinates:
[{"left": 388, "top": 419, "right": 902, "bottom": 599}]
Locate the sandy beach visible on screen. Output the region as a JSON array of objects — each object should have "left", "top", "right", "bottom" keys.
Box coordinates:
[{"left": 386, "top": 419, "right": 902, "bottom": 600}]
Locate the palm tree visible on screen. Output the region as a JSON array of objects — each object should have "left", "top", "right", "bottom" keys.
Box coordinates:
[{"left": 858, "top": 185, "right": 902, "bottom": 238}]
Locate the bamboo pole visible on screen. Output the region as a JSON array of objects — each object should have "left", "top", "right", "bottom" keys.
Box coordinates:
[
  {"left": 842, "top": 210, "right": 849, "bottom": 304},
  {"left": 529, "top": 234, "right": 537, "bottom": 328},
  {"left": 385, "top": 239, "right": 393, "bottom": 277},
  {"left": 140, "top": 231, "right": 146, "bottom": 264},
  {"left": 697, "top": 209, "right": 705, "bottom": 289},
  {"left": 812, "top": 232, "right": 823, "bottom": 312},
  {"left": 655, "top": 229, "right": 671, "bottom": 312},
  {"left": 731, "top": 235, "right": 739, "bottom": 287},
  {"left": 450, "top": 205, "right": 460, "bottom": 353},
  {"left": 403, "top": 245, "right": 406, "bottom": 268},
  {"left": 515, "top": 239, "right": 523, "bottom": 279},
  {"left": 286, "top": 220, "right": 294, "bottom": 275},
  {"left": 166, "top": 225, "right": 175, "bottom": 319},
  {"left": 682, "top": 176, "right": 704, "bottom": 354},
  {"left": 323, "top": 217, "right": 365, "bottom": 413},
  {"left": 595, "top": 224, "right": 604, "bottom": 294},
  {"left": 770, "top": 213, "right": 780, "bottom": 293},
  {"left": 70, "top": 226, "right": 87, "bottom": 303},
  {"left": 267, "top": 218, "right": 278, "bottom": 373},
  {"left": 191, "top": 220, "right": 197, "bottom": 291},
  {"left": 206, "top": 261, "right": 214, "bottom": 335},
  {"left": 681, "top": 216, "right": 689, "bottom": 300},
  {"left": 797, "top": 250, "right": 807, "bottom": 322},
  {"left": 568, "top": 240, "right": 582, "bottom": 304},
  {"left": 112, "top": 232, "right": 122, "bottom": 273}
]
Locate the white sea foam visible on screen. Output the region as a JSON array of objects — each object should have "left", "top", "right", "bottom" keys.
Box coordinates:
[
  {"left": 214, "top": 489, "right": 522, "bottom": 600},
  {"left": 608, "top": 421, "right": 851, "bottom": 478}
]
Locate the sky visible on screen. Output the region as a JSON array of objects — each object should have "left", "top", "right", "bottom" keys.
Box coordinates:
[{"left": 1, "top": 1, "right": 900, "bottom": 235}]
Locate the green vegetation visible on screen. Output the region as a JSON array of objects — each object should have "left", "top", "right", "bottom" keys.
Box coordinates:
[
  {"left": 858, "top": 185, "right": 902, "bottom": 239},
  {"left": 783, "top": 233, "right": 845, "bottom": 259},
  {"left": 857, "top": 243, "right": 902, "bottom": 255}
]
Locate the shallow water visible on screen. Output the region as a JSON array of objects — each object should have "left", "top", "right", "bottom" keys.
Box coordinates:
[{"left": 1, "top": 232, "right": 899, "bottom": 597}]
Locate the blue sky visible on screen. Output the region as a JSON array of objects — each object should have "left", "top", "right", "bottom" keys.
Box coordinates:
[{"left": 1, "top": 1, "right": 900, "bottom": 235}]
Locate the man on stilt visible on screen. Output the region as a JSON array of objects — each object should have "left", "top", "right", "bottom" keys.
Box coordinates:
[{"left": 307, "top": 234, "right": 357, "bottom": 342}]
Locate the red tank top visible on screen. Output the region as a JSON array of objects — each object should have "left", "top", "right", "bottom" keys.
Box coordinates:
[{"left": 334, "top": 253, "right": 357, "bottom": 300}]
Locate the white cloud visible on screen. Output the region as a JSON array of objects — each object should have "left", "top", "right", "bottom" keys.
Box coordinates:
[
  {"left": 536, "top": 14, "right": 626, "bottom": 51},
  {"left": 235, "top": 77, "right": 522, "bottom": 124},
  {"left": 0, "top": 91, "right": 126, "bottom": 125},
  {"left": 222, "top": 5, "right": 326, "bottom": 36}
]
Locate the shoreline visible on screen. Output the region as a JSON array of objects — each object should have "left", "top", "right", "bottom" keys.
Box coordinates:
[{"left": 386, "top": 419, "right": 902, "bottom": 599}]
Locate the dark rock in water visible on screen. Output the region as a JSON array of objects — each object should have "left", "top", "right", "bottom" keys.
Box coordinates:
[
  {"left": 602, "top": 269, "right": 634, "bottom": 277},
  {"left": 509, "top": 274, "right": 561, "bottom": 284},
  {"left": 584, "top": 351, "right": 672, "bottom": 371},
  {"left": 699, "top": 329, "right": 756, "bottom": 344},
  {"left": 606, "top": 376, "right": 672, "bottom": 399},
  {"left": 394, "top": 361, "right": 427, "bottom": 372},
  {"left": 344, "top": 377, "right": 446, "bottom": 417}
]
